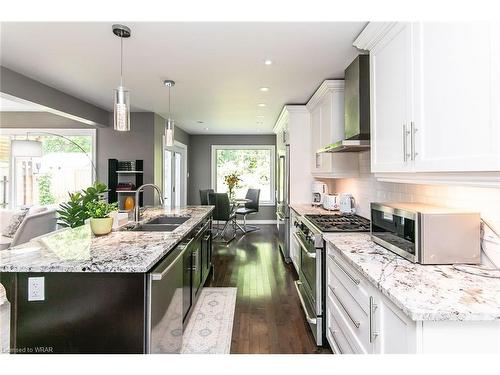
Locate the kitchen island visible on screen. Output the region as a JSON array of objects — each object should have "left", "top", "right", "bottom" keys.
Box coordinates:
[{"left": 0, "top": 205, "right": 214, "bottom": 354}]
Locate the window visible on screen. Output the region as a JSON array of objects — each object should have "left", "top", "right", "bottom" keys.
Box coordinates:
[
  {"left": 211, "top": 145, "right": 275, "bottom": 205},
  {"left": 0, "top": 129, "right": 96, "bottom": 209}
]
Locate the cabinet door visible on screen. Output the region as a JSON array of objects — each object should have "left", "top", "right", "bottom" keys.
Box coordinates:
[
  {"left": 372, "top": 295, "right": 417, "bottom": 354},
  {"left": 371, "top": 23, "right": 414, "bottom": 172},
  {"left": 310, "top": 106, "right": 322, "bottom": 173},
  {"left": 413, "top": 22, "right": 500, "bottom": 171}
]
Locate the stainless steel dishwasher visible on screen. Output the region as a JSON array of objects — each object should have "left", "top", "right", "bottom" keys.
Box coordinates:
[{"left": 146, "top": 237, "right": 193, "bottom": 354}]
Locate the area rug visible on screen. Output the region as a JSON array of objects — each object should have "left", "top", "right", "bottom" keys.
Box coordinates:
[{"left": 182, "top": 287, "right": 237, "bottom": 354}]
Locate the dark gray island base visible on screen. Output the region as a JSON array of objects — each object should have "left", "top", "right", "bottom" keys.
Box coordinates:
[{"left": 0, "top": 206, "right": 214, "bottom": 354}]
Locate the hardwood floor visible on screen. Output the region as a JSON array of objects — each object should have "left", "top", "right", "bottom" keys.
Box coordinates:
[{"left": 208, "top": 225, "right": 332, "bottom": 354}]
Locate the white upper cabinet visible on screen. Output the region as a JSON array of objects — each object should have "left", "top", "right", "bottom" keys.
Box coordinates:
[
  {"left": 355, "top": 22, "right": 500, "bottom": 177},
  {"left": 307, "top": 80, "right": 359, "bottom": 178},
  {"left": 369, "top": 23, "right": 414, "bottom": 172}
]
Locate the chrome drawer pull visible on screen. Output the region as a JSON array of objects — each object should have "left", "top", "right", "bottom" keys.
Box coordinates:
[
  {"left": 369, "top": 296, "right": 379, "bottom": 343},
  {"left": 328, "top": 328, "right": 343, "bottom": 354},
  {"left": 329, "top": 255, "right": 360, "bottom": 286},
  {"left": 328, "top": 286, "right": 360, "bottom": 328}
]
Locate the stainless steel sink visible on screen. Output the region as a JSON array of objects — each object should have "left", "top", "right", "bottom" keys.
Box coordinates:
[
  {"left": 146, "top": 215, "right": 190, "bottom": 225},
  {"left": 123, "top": 215, "right": 191, "bottom": 232},
  {"left": 130, "top": 223, "right": 179, "bottom": 232}
]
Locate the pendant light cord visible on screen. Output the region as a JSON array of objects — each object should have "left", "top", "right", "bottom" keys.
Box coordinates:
[{"left": 120, "top": 36, "right": 124, "bottom": 87}]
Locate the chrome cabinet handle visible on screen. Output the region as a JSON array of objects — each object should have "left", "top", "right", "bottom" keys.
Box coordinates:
[
  {"left": 329, "top": 254, "right": 360, "bottom": 285},
  {"left": 410, "top": 121, "right": 417, "bottom": 161},
  {"left": 402, "top": 123, "right": 410, "bottom": 162},
  {"left": 328, "top": 286, "right": 360, "bottom": 328},
  {"left": 293, "top": 232, "right": 316, "bottom": 258},
  {"left": 328, "top": 328, "right": 343, "bottom": 354},
  {"left": 294, "top": 281, "right": 317, "bottom": 324},
  {"left": 369, "top": 296, "right": 379, "bottom": 343}
]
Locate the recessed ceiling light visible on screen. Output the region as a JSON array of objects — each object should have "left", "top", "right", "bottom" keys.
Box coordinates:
[
  {"left": 205, "top": 127, "right": 209, "bottom": 131},
  {"left": 257, "top": 103, "right": 266, "bottom": 107},
  {"left": 264, "top": 59, "right": 273, "bottom": 65},
  {"left": 260, "top": 87, "right": 269, "bottom": 92}
]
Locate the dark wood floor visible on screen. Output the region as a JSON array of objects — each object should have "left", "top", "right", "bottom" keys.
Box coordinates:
[{"left": 208, "top": 225, "right": 331, "bottom": 354}]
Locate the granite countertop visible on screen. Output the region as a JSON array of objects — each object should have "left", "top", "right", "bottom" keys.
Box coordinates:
[
  {"left": 290, "top": 203, "right": 340, "bottom": 216},
  {"left": 324, "top": 233, "right": 500, "bottom": 321},
  {"left": 0, "top": 206, "right": 213, "bottom": 273}
]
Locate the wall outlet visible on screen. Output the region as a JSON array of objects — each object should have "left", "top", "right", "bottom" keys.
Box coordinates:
[{"left": 28, "top": 277, "right": 45, "bottom": 301}]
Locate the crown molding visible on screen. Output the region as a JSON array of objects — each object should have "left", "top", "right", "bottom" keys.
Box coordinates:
[
  {"left": 273, "top": 105, "right": 308, "bottom": 133},
  {"left": 306, "top": 80, "right": 344, "bottom": 110},
  {"left": 353, "top": 22, "right": 398, "bottom": 51}
]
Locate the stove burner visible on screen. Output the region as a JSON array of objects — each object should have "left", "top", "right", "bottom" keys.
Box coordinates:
[{"left": 305, "top": 214, "right": 370, "bottom": 232}]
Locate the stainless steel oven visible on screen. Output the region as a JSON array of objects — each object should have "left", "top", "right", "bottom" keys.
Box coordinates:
[{"left": 293, "top": 216, "right": 325, "bottom": 346}]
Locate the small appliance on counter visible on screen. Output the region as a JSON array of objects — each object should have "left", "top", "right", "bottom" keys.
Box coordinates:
[
  {"left": 339, "top": 193, "right": 356, "bottom": 214},
  {"left": 312, "top": 181, "right": 328, "bottom": 206},
  {"left": 322, "top": 194, "right": 339, "bottom": 211},
  {"left": 370, "top": 202, "right": 480, "bottom": 264}
]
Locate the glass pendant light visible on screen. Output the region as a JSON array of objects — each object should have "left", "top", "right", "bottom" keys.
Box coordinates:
[
  {"left": 164, "top": 80, "right": 175, "bottom": 147},
  {"left": 112, "top": 24, "right": 131, "bottom": 131}
]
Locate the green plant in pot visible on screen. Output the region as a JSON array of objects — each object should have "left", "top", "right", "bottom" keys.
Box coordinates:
[
  {"left": 85, "top": 200, "right": 118, "bottom": 236},
  {"left": 57, "top": 182, "right": 108, "bottom": 228}
]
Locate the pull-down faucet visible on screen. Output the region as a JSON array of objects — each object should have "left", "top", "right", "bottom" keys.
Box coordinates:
[{"left": 134, "top": 184, "right": 164, "bottom": 222}]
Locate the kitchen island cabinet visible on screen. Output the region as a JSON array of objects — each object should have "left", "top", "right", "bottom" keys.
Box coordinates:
[{"left": 0, "top": 206, "right": 213, "bottom": 354}]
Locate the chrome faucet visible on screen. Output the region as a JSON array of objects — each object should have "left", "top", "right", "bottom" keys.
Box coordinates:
[{"left": 134, "top": 184, "right": 165, "bottom": 222}]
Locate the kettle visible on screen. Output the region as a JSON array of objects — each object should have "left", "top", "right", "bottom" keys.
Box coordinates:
[{"left": 339, "top": 193, "right": 356, "bottom": 214}]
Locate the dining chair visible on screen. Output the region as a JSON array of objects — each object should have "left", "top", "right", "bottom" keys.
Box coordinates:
[
  {"left": 235, "top": 188, "right": 260, "bottom": 233},
  {"left": 199, "top": 189, "right": 214, "bottom": 205},
  {"left": 209, "top": 192, "right": 237, "bottom": 244}
]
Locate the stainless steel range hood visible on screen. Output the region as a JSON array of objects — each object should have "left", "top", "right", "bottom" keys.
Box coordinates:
[{"left": 318, "top": 54, "right": 370, "bottom": 153}]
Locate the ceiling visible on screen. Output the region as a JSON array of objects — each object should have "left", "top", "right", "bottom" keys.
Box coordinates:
[{"left": 0, "top": 22, "right": 366, "bottom": 134}]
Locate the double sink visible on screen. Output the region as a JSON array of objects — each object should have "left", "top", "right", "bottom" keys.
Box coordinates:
[{"left": 125, "top": 215, "right": 191, "bottom": 232}]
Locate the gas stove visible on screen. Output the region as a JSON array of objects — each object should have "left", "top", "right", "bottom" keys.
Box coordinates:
[{"left": 304, "top": 214, "right": 371, "bottom": 232}]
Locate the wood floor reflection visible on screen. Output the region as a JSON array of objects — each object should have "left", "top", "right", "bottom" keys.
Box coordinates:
[{"left": 208, "top": 225, "right": 332, "bottom": 354}]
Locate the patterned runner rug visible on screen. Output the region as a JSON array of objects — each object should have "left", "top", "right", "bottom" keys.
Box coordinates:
[{"left": 182, "top": 287, "right": 237, "bottom": 354}]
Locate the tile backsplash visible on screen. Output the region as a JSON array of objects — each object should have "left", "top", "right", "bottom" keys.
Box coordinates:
[{"left": 320, "top": 151, "right": 500, "bottom": 266}]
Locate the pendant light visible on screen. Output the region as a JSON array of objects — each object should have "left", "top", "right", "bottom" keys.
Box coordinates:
[
  {"left": 112, "top": 24, "right": 131, "bottom": 131},
  {"left": 164, "top": 80, "right": 175, "bottom": 147}
]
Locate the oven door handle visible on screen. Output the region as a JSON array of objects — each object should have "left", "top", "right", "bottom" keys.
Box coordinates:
[
  {"left": 293, "top": 232, "right": 316, "bottom": 259},
  {"left": 294, "top": 280, "right": 317, "bottom": 324}
]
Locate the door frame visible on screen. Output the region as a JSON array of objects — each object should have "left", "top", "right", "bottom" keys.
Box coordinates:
[{"left": 163, "top": 139, "right": 188, "bottom": 207}]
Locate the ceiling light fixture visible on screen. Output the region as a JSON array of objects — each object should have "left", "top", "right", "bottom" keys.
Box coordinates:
[
  {"left": 163, "top": 80, "right": 176, "bottom": 147},
  {"left": 257, "top": 103, "right": 267, "bottom": 107},
  {"left": 264, "top": 59, "right": 273, "bottom": 65},
  {"left": 112, "top": 24, "right": 131, "bottom": 132},
  {"left": 259, "top": 87, "right": 270, "bottom": 92}
]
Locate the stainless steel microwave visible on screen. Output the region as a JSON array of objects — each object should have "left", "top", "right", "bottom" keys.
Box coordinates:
[{"left": 370, "top": 202, "right": 480, "bottom": 264}]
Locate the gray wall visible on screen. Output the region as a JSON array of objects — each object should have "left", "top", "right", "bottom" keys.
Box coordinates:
[{"left": 188, "top": 134, "right": 276, "bottom": 221}]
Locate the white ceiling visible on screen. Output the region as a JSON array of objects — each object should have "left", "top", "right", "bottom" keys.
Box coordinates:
[{"left": 0, "top": 22, "right": 366, "bottom": 134}]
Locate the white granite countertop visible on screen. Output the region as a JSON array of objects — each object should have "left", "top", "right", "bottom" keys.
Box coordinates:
[
  {"left": 290, "top": 203, "right": 340, "bottom": 216},
  {"left": 0, "top": 206, "right": 213, "bottom": 273},
  {"left": 324, "top": 233, "right": 500, "bottom": 321}
]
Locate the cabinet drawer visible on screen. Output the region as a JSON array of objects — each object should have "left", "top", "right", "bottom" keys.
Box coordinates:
[
  {"left": 327, "top": 271, "right": 371, "bottom": 353},
  {"left": 326, "top": 249, "right": 370, "bottom": 314},
  {"left": 326, "top": 300, "right": 357, "bottom": 354}
]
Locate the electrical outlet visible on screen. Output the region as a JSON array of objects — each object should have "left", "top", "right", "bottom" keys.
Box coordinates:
[{"left": 28, "top": 277, "right": 45, "bottom": 301}]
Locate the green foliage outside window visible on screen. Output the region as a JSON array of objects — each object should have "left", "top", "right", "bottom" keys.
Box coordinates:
[{"left": 37, "top": 174, "right": 56, "bottom": 205}]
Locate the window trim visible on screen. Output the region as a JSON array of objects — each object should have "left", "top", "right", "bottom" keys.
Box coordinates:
[
  {"left": 210, "top": 144, "right": 276, "bottom": 206},
  {"left": 0, "top": 128, "right": 96, "bottom": 209}
]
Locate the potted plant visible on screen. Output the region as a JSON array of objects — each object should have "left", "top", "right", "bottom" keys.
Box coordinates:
[
  {"left": 57, "top": 182, "right": 108, "bottom": 228},
  {"left": 224, "top": 173, "right": 241, "bottom": 200},
  {"left": 85, "top": 200, "right": 118, "bottom": 236}
]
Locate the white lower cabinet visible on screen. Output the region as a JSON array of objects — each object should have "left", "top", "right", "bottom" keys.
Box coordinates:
[{"left": 326, "top": 242, "right": 500, "bottom": 354}]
